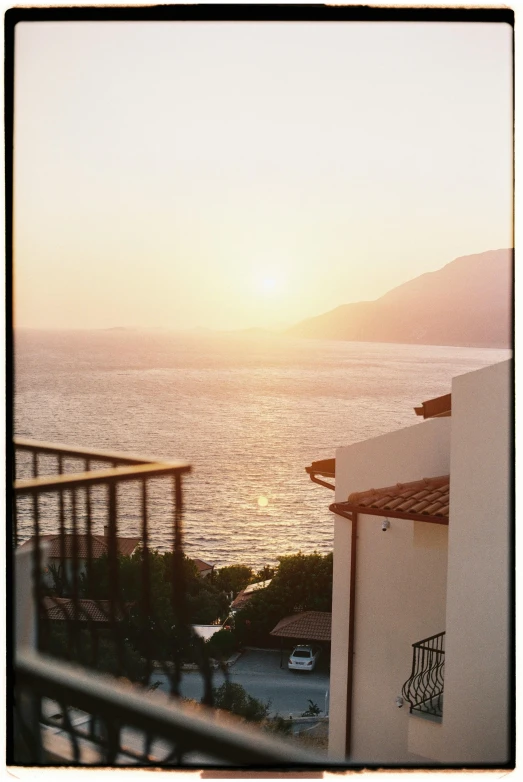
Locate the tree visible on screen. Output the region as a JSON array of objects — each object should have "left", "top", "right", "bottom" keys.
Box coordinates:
[
  {"left": 74, "top": 548, "right": 229, "bottom": 666},
  {"left": 47, "top": 563, "right": 67, "bottom": 597},
  {"left": 212, "top": 565, "right": 253, "bottom": 597},
  {"left": 232, "top": 552, "right": 333, "bottom": 646},
  {"left": 301, "top": 700, "right": 321, "bottom": 717},
  {"left": 46, "top": 623, "right": 151, "bottom": 687},
  {"left": 252, "top": 565, "right": 275, "bottom": 583},
  {"left": 80, "top": 549, "right": 229, "bottom": 624},
  {"left": 212, "top": 682, "right": 271, "bottom": 722},
  {"left": 206, "top": 628, "right": 236, "bottom": 661}
]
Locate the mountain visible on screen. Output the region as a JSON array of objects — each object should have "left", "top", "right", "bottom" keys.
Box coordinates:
[{"left": 286, "top": 249, "right": 513, "bottom": 348}]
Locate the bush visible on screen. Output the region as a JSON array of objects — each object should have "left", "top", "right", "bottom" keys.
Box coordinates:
[
  {"left": 206, "top": 628, "right": 237, "bottom": 661},
  {"left": 212, "top": 565, "right": 254, "bottom": 597},
  {"left": 46, "top": 623, "right": 151, "bottom": 687},
  {"left": 264, "top": 714, "right": 292, "bottom": 735},
  {"left": 212, "top": 682, "right": 271, "bottom": 723},
  {"left": 232, "top": 552, "right": 333, "bottom": 647},
  {"left": 301, "top": 699, "right": 321, "bottom": 717}
]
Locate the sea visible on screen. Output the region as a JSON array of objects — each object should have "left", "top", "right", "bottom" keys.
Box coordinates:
[{"left": 13, "top": 329, "right": 511, "bottom": 569}]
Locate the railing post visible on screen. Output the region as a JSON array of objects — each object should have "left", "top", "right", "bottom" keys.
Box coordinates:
[
  {"left": 14, "top": 539, "right": 49, "bottom": 763},
  {"left": 15, "top": 540, "right": 48, "bottom": 649}
]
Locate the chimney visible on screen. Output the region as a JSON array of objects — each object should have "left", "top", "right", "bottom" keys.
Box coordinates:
[{"left": 103, "top": 525, "right": 109, "bottom": 537}]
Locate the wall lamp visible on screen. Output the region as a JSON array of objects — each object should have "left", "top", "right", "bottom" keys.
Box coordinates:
[{"left": 382, "top": 518, "right": 390, "bottom": 532}]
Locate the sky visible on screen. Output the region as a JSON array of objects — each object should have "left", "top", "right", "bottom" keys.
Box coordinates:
[{"left": 13, "top": 20, "right": 513, "bottom": 331}]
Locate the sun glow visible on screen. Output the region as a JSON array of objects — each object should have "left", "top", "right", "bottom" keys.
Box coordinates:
[
  {"left": 254, "top": 270, "right": 286, "bottom": 297},
  {"left": 257, "top": 496, "right": 269, "bottom": 507},
  {"left": 262, "top": 277, "right": 277, "bottom": 292}
]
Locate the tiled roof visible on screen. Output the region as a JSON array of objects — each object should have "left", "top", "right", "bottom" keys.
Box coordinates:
[
  {"left": 230, "top": 589, "right": 252, "bottom": 610},
  {"left": 192, "top": 558, "right": 214, "bottom": 573},
  {"left": 305, "top": 458, "right": 335, "bottom": 478},
  {"left": 42, "top": 596, "right": 127, "bottom": 623},
  {"left": 270, "top": 611, "right": 331, "bottom": 642},
  {"left": 305, "top": 457, "right": 336, "bottom": 490},
  {"left": 231, "top": 580, "right": 271, "bottom": 610},
  {"left": 332, "top": 475, "right": 450, "bottom": 523},
  {"left": 414, "top": 393, "right": 451, "bottom": 419},
  {"left": 243, "top": 579, "right": 272, "bottom": 595},
  {"left": 20, "top": 534, "right": 140, "bottom": 559}
]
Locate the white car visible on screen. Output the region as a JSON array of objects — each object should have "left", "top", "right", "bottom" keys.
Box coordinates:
[{"left": 288, "top": 645, "right": 321, "bottom": 672}]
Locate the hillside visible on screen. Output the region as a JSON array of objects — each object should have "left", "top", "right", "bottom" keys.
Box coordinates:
[{"left": 286, "top": 249, "right": 513, "bottom": 348}]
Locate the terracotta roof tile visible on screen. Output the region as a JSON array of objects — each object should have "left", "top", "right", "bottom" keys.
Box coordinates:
[
  {"left": 42, "top": 596, "right": 128, "bottom": 623},
  {"left": 230, "top": 588, "right": 251, "bottom": 610},
  {"left": 338, "top": 475, "right": 450, "bottom": 522},
  {"left": 20, "top": 534, "right": 140, "bottom": 559},
  {"left": 270, "top": 611, "right": 331, "bottom": 642},
  {"left": 192, "top": 558, "right": 214, "bottom": 574}
]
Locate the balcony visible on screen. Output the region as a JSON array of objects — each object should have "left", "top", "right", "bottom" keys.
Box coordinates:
[
  {"left": 11, "top": 439, "right": 322, "bottom": 767},
  {"left": 401, "top": 632, "right": 445, "bottom": 719}
]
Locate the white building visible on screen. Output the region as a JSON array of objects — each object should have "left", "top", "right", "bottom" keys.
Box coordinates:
[{"left": 308, "top": 359, "right": 512, "bottom": 766}]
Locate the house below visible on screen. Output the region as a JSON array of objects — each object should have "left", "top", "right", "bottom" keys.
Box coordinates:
[
  {"left": 42, "top": 596, "right": 129, "bottom": 624},
  {"left": 191, "top": 558, "right": 215, "bottom": 578},
  {"left": 230, "top": 579, "right": 272, "bottom": 612},
  {"left": 270, "top": 611, "right": 331, "bottom": 644},
  {"left": 18, "top": 529, "right": 141, "bottom": 589}
]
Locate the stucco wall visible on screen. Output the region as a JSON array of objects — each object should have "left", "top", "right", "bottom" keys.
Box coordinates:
[
  {"left": 439, "top": 359, "right": 511, "bottom": 764},
  {"left": 329, "top": 417, "right": 451, "bottom": 762}
]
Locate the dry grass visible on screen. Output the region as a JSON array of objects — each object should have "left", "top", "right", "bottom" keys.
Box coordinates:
[{"left": 291, "top": 721, "right": 329, "bottom": 755}]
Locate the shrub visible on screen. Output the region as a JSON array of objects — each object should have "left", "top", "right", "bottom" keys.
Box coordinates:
[
  {"left": 207, "top": 628, "right": 237, "bottom": 661},
  {"left": 212, "top": 682, "right": 271, "bottom": 723},
  {"left": 301, "top": 699, "right": 321, "bottom": 717}
]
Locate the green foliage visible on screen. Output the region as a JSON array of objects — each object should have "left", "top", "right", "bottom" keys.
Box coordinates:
[
  {"left": 233, "top": 551, "right": 333, "bottom": 646},
  {"left": 206, "top": 628, "right": 237, "bottom": 661},
  {"left": 264, "top": 714, "right": 292, "bottom": 735},
  {"left": 212, "top": 682, "right": 271, "bottom": 723},
  {"left": 47, "top": 563, "right": 67, "bottom": 597},
  {"left": 212, "top": 682, "right": 292, "bottom": 736},
  {"left": 80, "top": 549, "right": 228, "bottom": 625},
  {"left": 46, "top": 623, "right": 151, "bottom": 687},
  {"left": 253, "top": 565, "right": 275, "bottom": 583},
  {"left": 301, "top": 699, "right": 321, "bottom": 717},
  {"left": 212, "top": 565, "right": 253, "bottom": 597},
  {"left": 73, "top": 548, "right": 229, "bottom": 665}
]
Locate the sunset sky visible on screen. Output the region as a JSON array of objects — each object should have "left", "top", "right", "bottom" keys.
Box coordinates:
[{"left": 13, "top": 21, "right": 513, "bottom": 331}]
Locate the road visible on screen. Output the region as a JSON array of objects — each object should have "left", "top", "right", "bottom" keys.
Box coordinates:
[{"left": 151, "top": 648, "right": 331, "bottom": 718}]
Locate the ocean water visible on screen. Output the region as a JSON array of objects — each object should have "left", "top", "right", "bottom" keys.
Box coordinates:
[{"left": 14, "top": 329, "right": 511, "bottom": 568}]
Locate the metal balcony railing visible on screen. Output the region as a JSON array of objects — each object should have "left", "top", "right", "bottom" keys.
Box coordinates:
[
  {"left": 401, "top": 631, "right": 445, "bottom": 719},
  {"left": 11, "top": 439, "right": 321, "bottom": 767}
]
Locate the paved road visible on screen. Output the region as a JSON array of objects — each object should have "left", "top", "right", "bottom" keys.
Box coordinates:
[{"left": 151, "top": 648, "right": 331, "bottom": 718}]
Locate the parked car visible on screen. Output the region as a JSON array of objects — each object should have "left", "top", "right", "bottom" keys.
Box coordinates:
[{"left": 288, "top": 644, "right": 321, "bottom": 672}]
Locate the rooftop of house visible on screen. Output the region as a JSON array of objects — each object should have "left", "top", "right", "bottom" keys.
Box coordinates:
[
  {"left": 42, "top": 596, "right": 128, "bottom": 623},
  {"left": 19, "top": 533, "right": 141, "bottom": 559},
  {"left": 305, "top": 393, "right": 451, "bottom": 491},
  {"left": 414, "top": 392, "right": 451, "bottom": 419},
  {"left": 331, "top": 475, "right": 450, "bottom": 524},
  {"left": 243, "top": 579, "right": 272, "bottom": 595},
  {"left": 192, "top": 558, "right": 214, "bottom": 574},
  {"left": 270, "top": 611, "right": 332, "bottom": 642},
  {"left": 230, "top": 579, "right": 272, "bottom": 610}
]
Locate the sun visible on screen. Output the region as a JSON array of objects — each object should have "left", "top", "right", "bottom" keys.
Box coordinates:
[
  {"left": 255, "top": 272, "right": 286, "bottom": 296},
  {"left": 262, "top": 277, "right": 277, "bottom": 292}
]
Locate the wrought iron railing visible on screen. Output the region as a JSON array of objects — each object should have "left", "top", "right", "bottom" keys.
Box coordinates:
[
  {"left": 11, "top": 439, "right": 321, "bottom": 767},
  {"left": 15, "top": 649, "right": 314, "bottom": 766},
  {"left": 401, "top": 631, "right": 445, "bottom": 718}
]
